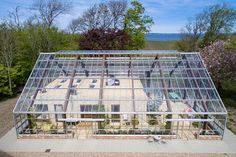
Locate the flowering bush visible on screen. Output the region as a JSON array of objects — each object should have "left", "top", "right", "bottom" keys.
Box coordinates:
[{"left": 201, "top": 40, "right": 236, "bottom": 90}]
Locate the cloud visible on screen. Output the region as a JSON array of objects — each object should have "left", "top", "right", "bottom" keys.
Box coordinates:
[{"left": 0, "top": 0, "right": 236, "bottom": 33}]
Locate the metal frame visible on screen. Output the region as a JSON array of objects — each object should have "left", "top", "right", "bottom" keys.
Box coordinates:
[{"left": 12, "top": 50, "right": 227, "bottom": 139}]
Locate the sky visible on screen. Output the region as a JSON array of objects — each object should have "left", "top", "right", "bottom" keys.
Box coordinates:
[{"left": 0, "top": 0, "right": 236, "bottom": 33}]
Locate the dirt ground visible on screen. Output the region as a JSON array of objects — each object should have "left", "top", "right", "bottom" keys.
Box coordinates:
[
  {"left": 0, "top": 96, "right": 19, "bottom": 138},
  {"left": 0, "top": 96, "right": 236, "bottom": 138}
]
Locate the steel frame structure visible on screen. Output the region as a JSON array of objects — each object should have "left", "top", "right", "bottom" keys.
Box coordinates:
[{"left": 13, "top": 50, "right": 227, "bottom": 140}]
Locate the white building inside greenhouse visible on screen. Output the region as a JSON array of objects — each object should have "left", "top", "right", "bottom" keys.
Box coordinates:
[{"left": 13, "top": 50, "right": 227, "bottom": 140}]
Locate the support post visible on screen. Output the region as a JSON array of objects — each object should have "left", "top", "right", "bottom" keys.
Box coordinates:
[
  {"left": 98, "top": 55, "right": 106, "bottom": 129},
  {"left": 63, "top": 55, "right": 80, "bottom": 133},
  {"left": 157, "top": 57, "right": 173, "bottom": 132}
]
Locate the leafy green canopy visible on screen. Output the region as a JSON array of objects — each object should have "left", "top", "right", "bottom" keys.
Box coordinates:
[
  {"left": 0, "top": 25, "right": 79, "bottom": 98},
  {"left": 124, "top": 0, "right": 154, "bottom": 49},
  {"left": 176, "top": 4, "right": 236, "bottom": 51},
  {"left": 202, "top": 4, "right": 236, "bottom": 46}
]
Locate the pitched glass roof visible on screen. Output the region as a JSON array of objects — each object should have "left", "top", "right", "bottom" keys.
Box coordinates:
[{"left": 13, "top": 50, "right": 227, "bottom": 114}]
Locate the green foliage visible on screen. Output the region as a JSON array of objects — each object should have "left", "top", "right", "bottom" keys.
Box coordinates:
[
  {"left": 145, "top": 41, "right": 176, "bottom": 50},
  {"left": 0, "top": 25, "right": 79, "bottom": 98},
  {"left": 0, "top": 64, "right": 19, "bottom": 97},
  {"left": 13, "top": 61, "right": 33, "bottom": 85},
  {"left": 0, "top": 0, "right": 152, "bottom": 99},
  {"left": 16, "top": 26, "right": 79, "bottom": 67},
  {"left": 201, "top": 4, "right": 236, "bottom": 47},
  {"left": 124, "top": 0, "right": 154, "bottom": 49},
  {"left": 175, "top": 40, "right": 194, "bottom": 52},
  {"left": 165, "top": 114, "right": 172, "bottom": 130},
  {"left": 221, "top": 81, "right": 236, "bottom": 107},
  {"left": 148, "top": 119, "right": 159, "bottom": 125},
  {"left": 192, "top": 122, "right": 199, "bottom": 128},
  {"left": 131, "top": 117, "right": 139, "bottom": 127},
  {"left": 0, "top": 64, "right": 12, "bottom": 96},
  {"left": 227, "top": 35, "right": 236, "bottom": 49},
  {"left": 27, "top": 107, "right": 37, "bottom": 132},
  {"left": 177, "top": 4, "right": 236, "bottom": 51}
]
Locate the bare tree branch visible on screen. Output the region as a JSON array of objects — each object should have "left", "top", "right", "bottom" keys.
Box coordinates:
[
  {"left": 7, "top": 6, "right": 22, "bottom": 29},
  {"left": 68, "top": 0, "right": 127, "bottom": 33},
  {"left": 33, "top": 0, "right": 72, "bottom": 28}
]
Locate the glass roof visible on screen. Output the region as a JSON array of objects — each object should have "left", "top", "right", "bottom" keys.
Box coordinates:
[{"left": 13, "top": 50, "right": 227, "bottom": 114}]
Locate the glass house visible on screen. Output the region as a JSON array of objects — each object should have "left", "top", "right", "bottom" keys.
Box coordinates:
[{"left": 13, "top": 50, "right": 227, "bottom": 140}]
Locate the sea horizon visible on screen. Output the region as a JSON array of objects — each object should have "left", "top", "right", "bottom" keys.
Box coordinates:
[{"left": 145, "top": 33, "right": 181, "bottom": 41}]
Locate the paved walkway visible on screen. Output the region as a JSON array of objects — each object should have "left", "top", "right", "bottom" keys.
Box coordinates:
[{"left": 0, "top": 128, "right": 236, "bottom": 153}]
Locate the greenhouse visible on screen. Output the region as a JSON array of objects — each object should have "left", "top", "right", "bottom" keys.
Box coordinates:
[{"left": 13, "top": 50, "right": 227, "bottom": 140}]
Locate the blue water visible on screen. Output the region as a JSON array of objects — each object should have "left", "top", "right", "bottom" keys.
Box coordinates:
[{"left": 145, "top": 33, "right": 181, "bottom": 41}]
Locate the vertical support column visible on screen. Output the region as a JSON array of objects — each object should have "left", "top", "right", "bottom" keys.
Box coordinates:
[
  {"left": 63, "top": 55, "right": 80, "bottom": 133},
  {"left": 150, "top": 55, "right": 159, "bottom": 73},
  {"left": 64, "top": 55, "right": 80, "bottom": 111},
  {"left": 129, "top": 56, "right": 137, "bottom": 129},
  {"left": 157, "top": 57, "right": 173, "bottom": 132},
  {"left": 98, "top": 55, "right": 106, "bottom": 130},
  {"left": 98, "top": 55, "right": 105, "bottom": 105}
]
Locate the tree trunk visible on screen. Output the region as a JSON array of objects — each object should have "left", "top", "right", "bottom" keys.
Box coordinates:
[{"left": 7, "top": 67, "right": 12, "bottom": 94}]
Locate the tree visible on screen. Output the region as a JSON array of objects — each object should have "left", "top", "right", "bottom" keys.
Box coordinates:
[
  {"left": 202, "top": 4, "right": 236, "bottom": 46},
  {"left": 176, "top": 14, "right": 206, "bottom": 51},
  {"left": 79, "top": 28, "right": 131, "bottom": 50},
  {"left": 33, "top": 0, "right": 72, "bottom": 28},
  {"left": 177, "top": 3, "right": 236, "bottom": 51},
  {"left": 124, "top": 0, "right": 154, "bottom": 49},
  {"left": 108, "top": 0, "right": 127, "bottom": 29},
  {"left": 226, "top": 34, "right": 236, "bottom": 49},
  {"left": 7, "top": 6, "right": 22, "bottom": 30},
  {"left": 0, "top": 1, "right": 80, "bottom": 99},
  {"left": 0, "top": 24, "right": 18, "bottom": 95},
  {"left": 200, "top": 40, "right": 236, "bottom": 92},
  {"left": 0, "top": 64, "right": 14, "bottom": 97},
  {"left": 68, "top": 0, "right": 127, "bottom": 33},
  {"left": 16, "top": 25, "right": 79, "bottom": 68},
  {"left": 0, "top": 61, "right": 22, "bottom": 98}
]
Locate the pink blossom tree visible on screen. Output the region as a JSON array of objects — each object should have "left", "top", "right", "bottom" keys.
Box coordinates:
[{"left": 201, "top": 40, "right": 236, "bottom": 91}]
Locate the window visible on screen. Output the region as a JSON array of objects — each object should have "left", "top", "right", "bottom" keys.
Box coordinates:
[
  {"left": 111, "top": 105, "right": 120, "bottom": 122},
  {"left": 54, "top": 104, "right": 64, "bottom": 120},
  {"left": 92, "top": 79, "right": 97, "bottom": 83},
  {"left": 34, "top": 104, "right": 48, "bottom": 118},
  {"left": 80, "top": 105, "right": 101, "bottom": 119},
  {"left": 80, "top": 105, "right": 99, "bottom": 112},
  {"left": 34, "top": 104, "right": 48, "bottom": 112},
  {"left": 111, "top": 105, "right": 120, "bottom": 112}
]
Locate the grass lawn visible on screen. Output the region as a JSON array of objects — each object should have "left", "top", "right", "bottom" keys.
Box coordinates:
[{"left": 144, "top": 41, "right": 176, "bottom": 50}]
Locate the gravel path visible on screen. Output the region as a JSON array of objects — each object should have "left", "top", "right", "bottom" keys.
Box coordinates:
[{"left": 0, "top": 96, "right": 19, "bottom": 138}]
